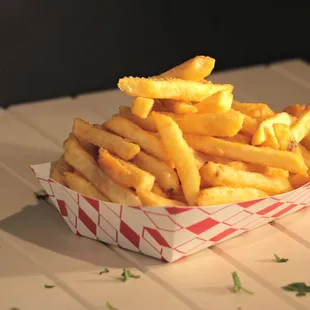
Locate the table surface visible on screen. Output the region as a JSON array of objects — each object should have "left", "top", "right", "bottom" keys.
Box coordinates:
[{"left": 1, "top": 59, "right": 310, "bottom": 310}]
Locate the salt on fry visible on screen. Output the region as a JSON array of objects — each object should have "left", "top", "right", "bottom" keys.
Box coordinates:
[
  {"left": 63, "top": 135, "right": 141, "bottom": 205},
  {"left": 159, "top": 56, "right": 215, "bottom": 81},
  {"left": 185, "top": 134, "right": 307, "bottom": 174},
  {"left": 73, "top": 118, "right": 140, "bottom": 160},
  {"left": 152, "top": 112, "right": 200, "bottom": 205},
  {"left": 65, "top": 172, "right": 110, "bottom": 201},
  {"left": 118, "top": 77, "right": 233, "bottom": 102},
  {"left": 197, "top": 187, "right": 268, "bottom": 206},
  {"left": 200, "top": 162, "right": 292, "bottom": 195}
]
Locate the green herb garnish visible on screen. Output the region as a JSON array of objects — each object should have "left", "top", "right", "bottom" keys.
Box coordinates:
[
  {"left": 99, "top": 268, "right": 110, "bottom": 275},
  {"left": 106, "top": 301, "right": 118, "bottom": 309},
  {"left": 121, "top": 269, "right": 141, "bottom": 282},
  {"left": 282, "top": 282, "right": 310, "bottom": 296},
  {"left": 274, "top": 254, "right": 289, "bottom": 263},
  {"left": 231, "top": 271, "right": 254, "bottom": 294},
  {"left": 44, "top": 284, "right": 55, "bottom": 289}
]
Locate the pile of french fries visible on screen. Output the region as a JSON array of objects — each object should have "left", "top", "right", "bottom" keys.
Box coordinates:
[{"left": 51, "top": 56, "right": 310, "bottom": 207}]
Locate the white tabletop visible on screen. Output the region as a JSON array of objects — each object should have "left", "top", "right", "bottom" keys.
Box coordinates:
[{"left": 1, "top": 59, "right": 310, "bottom": 310}]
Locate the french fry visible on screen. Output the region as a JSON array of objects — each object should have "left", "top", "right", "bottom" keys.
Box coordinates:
[
  {"left": 260, "top": 134, "right": 280, "bottom": 150},
  {"left": 273, "top": 123, "right": 298, "bottom": 152},
  {"left": 284, "top": 104, "right": 305, "bottom": 116},
  {"left": 161, "top": 99, "right": 198, "bottom": 114},
  {"left": 153, "top": 112, "right": 200, "bottom": 205},
  {"left": 159, "top": 56, "right": 215, "bottom": 81},
  {"left": 119, "top": 106, "right": 157, "bottom": 132},
  {"left": 222, "top": 133, "right": 251, "bottom": 144},
  {"left": 103, "top": 116, "right": 169, "bottom": 162},
  {"left": 195, "top": 90, "right": 233, "bottom": 113},
  {"left": 300, "top": 145, "right": 310, "bottom": 169},
  {"left": 193, "top": 150, "right": 211, "bottom": 169},
  {"left": 131, "top": 97, "right": 154, "bottom": 118},
  {"left": 288, "top": 173, "right": 310, "bottom": 189},
  {"left": 63, "top": 135, "right": 141, "bottom": 205},
  {"left": 301, "top": 134, "right": 310, "bottom": 150},
  {"left": 225, "top": 161, "right": 289, "bottom": 179},
  {"left": 232, "top": 101, "right": 274, "bottom": 121},
  {"left": 65, "top": 172, "right": 110, "bottom": 201},
  {"left": 197, "top": 187, "right": 268, "bottom": 206},
  {"left": 239, "top": 113, "right": 259, "bottom": 135},
  {"left": 73, "top": 118, "right": 140, "bottom": 160},
  {"left": 131, "top": 151, "right": 179, "bottom": 193},
  {"left": 137, "top": 189, "right": 186, "bottom": 206},
  {"left": 252, "top": 112, "right": 293, "bottom": 145},
  {"left": 98, "top": 148, "right": 155, "bottom": 191},
  {"left": 152, "top": 182, "right": 168, "bottom": 198},
  {"left": 185, "top": 134, "right": 307, "bottom": 173},
  {"left": 118, "top": 77, "right": 233, "bottom": 102},
  {"left": 200, "top": 162, "right": 292, "bottom": 195},
  {"left": 79, "top": 139, "right": 98, "bottom": 157},
  {"left": 291, "top": 110, "right": 310, "bottom": 143},
  {"left": 165, "top": 109, "right": 244, "bottom": 136},
  {"left": 50, "top": 155, "right": 73, "bottom": 186},
  {"left": 170, "top": 189, "right": 187, "bottom": 203}
]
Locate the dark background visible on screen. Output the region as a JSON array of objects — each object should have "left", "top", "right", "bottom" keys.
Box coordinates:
[{"left": 1, "top": 1, "right": 310, "bottom": 107}]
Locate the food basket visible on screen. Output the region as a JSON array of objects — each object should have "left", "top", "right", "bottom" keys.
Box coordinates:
[{"left": 31, "top": 163, "right": 310, "bottom": 262}]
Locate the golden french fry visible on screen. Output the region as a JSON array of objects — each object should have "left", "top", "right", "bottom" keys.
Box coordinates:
[
  {"left": 260, "top": 134, "right": 280, "bottom": 150},
  {"left": 301, "top": 134, "right": 310, "bottom": 150},
  {"left": 50, "top": 155, "right": 73, "bottom": 186},
  {"left": 98, "top": 148, "right": 155, "bottom": 191},
  {"left": 239, "top": 113, "right": 259, "bottom": 136},
  {"left": 252, "top": 112, "right": 292, "bottom": 145},
  {"left": 119, "top": 106, "right": 157, "bottom": 132},
  {"left": 193, "top": 150, "right": 211, "bottom": 169},
  {"left": 222, "top": 133, "right": 251, "bottom": 144},
  {"left": 165, "top": 109, "right": 244, "bottom": 136},
  {"left": 152, "top": 182, "right": 168, "bottom": 198},
  {"left": 185, "top": 134, "right": 307, "bottom": 173},
  {"left": 153, "top": 112, "right": 200, "bottom": 205},
  {"left": 288, "top": 173, "right": 310, "bottom": 189},
  {"left": 300, "top": 145, "right": 310, "bottom": 169},
  {"left": 63, "top": 136, "right": 141, "bottom": 205},
  {"left": 195, "top": 90, "right": 233, "bottom": 113},
  {"left": 73, "top": 118, "right": 140, "bottom": 160},
  {"left": 65, "top": 172, "right": 110, "bottom": 201},
  {"left": 118, "top": 77, "right": 233, "bottom": 102},
  {"left": 137, "top": 189, "right": 186, "bottom": 206},
  {"left": 291, "top": 110, "right": 310, "bottom": 143},
  {"left": 200, "top": 162, "right": 292, "bottom": 195},
  {"left": 131, "top": 97, "right": 154, "bottom": 118},
  {"left": 232, "top": 101, "right": 274, "bottom": 121},
  {"left": 273, "top": 123, "right": 298, "bottom": 152},
  {"left": 79, "top": 139, "right": 98, "bottom": 157},
  {"left": 170, "top": 189, "right": 187, "bottom": 204},
  {"left": 284, "top": 104, "right": 305, "bottom": 117},
  {"left": 159, "top": 56, "right": 215, "bottom": 81},
  {"left": 131, "top": 151, "right": 179, "bottom": 193},
  {"left": 103, "top": 116, "right": 170, "bottom": 162},
  {"left": 197, "top": 187, "right": 268, "bottom": 206},
  {"left": 161, "top": 99, "right": 198, "bottom": 114}
]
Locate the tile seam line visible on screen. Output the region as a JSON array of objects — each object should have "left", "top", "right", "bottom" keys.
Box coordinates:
[
  {"left": 5, "top": 110, "right": 63, "bottom": 148},
  {"left": 0, "top": 230, "right": 94, "bottom": 310},
  {"left": 108, "top": 246, "right": 202, "bottom": 310},
  {"left": 211, "top": 246, "right": 307, "bottom": 310}
]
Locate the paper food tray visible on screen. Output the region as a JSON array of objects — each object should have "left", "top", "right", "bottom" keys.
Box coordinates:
[{"left": 31, "top": 162, "right": 310, "bottom": 263}]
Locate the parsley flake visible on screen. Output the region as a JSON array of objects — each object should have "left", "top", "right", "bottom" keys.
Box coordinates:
[
  {"left": 231, "top": 271, "right": 254, "bottom": 295},
  {"left": 106, "top": 301, "right": 118, "bottom": 309},
  {"left": 274, "top": 254, "right": 289, "bottom": 263},
  {"left": 282, "top": 282, "right": 310, "bottom": 297},
  {"left": 121, "top": 269, "right": 141, "bottom": 282},
  {"left": 99, "top": 268, "right": 110, "bottom": 275},
  {"left": 44, "top": 284, "right": 55, "bottom": 289}
]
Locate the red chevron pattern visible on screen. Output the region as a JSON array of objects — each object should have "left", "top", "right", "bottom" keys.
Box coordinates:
[{"left": 31, "top": 163, "right": 310, "bottom": 262}]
